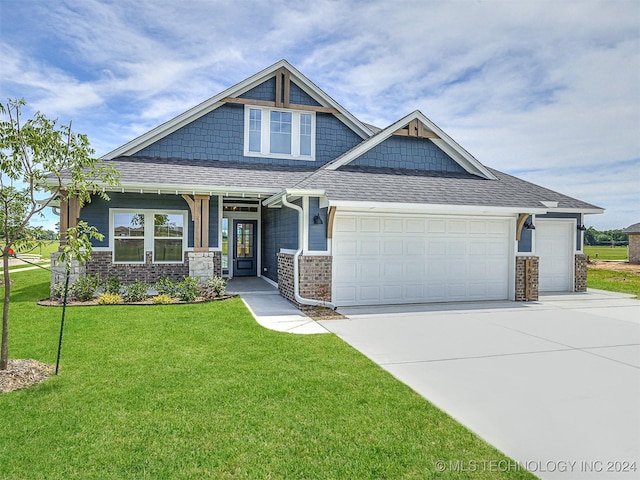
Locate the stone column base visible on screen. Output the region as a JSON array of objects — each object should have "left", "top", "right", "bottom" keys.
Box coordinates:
[
  {"left": 50, "top": 252, "right": 86, "bottom": 297},
  {"left": 188, "top": 251, "right": 222, "bottom": 281}
]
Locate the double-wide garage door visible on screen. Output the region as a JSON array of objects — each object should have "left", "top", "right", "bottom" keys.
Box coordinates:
[{"left": 332, "top": 213, "right": 512, "bottom": 306}]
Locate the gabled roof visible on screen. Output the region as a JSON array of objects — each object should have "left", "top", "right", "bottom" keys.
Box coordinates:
[
  {"left": 323, "top": 110, "right": 497, "bottom": 180},
  {"left": 102, "top": 60, "right": 373, "bottom": 160}
]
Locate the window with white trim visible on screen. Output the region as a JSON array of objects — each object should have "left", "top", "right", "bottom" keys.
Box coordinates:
[
  {"left": 111, "top": 210, "right": 186, "bottom": 264},
  {"left": 244, "top": 106, "right": 315, "bottom": 160}
]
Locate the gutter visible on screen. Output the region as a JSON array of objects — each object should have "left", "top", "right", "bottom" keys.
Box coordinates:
[{"left": 281, "top": 193, "right": 336, "bottom": 310}]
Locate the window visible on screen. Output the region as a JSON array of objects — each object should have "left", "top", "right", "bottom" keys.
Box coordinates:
[
  {"left": 153, "top": 214, "right": 184, "bottom": 262},
  {"left": 111, "top": 210, "right": 186, "bottom": 264},
  {"left": 244, "top": 106, "right": 315, "bottom": 160},
  {"left": 113, "top": 213, "right": 145, "bottom": 262}
]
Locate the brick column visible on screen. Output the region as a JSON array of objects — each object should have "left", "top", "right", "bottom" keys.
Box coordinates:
[
  {"left": 515, "top": 256, "right": 539, "bottom": 301},
  {"left": 277, "top": 252, "right": 295, "bottom": 303},
  {"left": 574, "top": 253, "right": 588, "bottom": 292}
]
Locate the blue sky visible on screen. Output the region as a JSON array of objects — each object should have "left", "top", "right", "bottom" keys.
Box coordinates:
[{"left": 1, "top": 0, "right": 638, "bottom": 231}]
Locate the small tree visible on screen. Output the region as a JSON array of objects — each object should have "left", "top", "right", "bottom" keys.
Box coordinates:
[{"left": 0, "top": 99, "right": 119, "bottom": 370}]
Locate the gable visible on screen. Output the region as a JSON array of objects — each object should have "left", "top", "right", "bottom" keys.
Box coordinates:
[
  {"left": 239, "top": 77, "right": 322, "bottom": 107},
  {"left": 102, "top": 60, "right": 372, "bottom": 160},
  {"left": 348, "top": 135, "right": 466, "bottom": 173},
  {"left": 132, "top": 98, "right": 363, "bottom": 166}
]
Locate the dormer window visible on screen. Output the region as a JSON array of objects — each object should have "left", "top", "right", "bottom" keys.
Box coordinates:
[{"left": 244, "top": 106, "right": 315, "bottom": 160}]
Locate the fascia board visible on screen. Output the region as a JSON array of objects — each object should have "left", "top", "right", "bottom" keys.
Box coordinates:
[
  {"left": 100, "top": 182, "right": 280, "bottom": 197},
  {"left": 328, "top": 200, "right": 548, "bottom": 215},
  {"left": 102, "top": 60, "right": 372, "bottom": 160},
  {"left": 547, "top": 207, "right": 605, "bottom": 214}
]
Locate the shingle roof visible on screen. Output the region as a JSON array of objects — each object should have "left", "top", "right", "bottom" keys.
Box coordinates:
[
  {"left": 96, "top": 156, "right": 601, "bottom": 212},
  {"left": 104, "top": 156, "right": 315, "bottom": 191},
  {"left": 622, "top": 223, "right": 640, "bottom": 233},
  {"left": 294, "top": 165, "right": 602, "bottom": 210}
]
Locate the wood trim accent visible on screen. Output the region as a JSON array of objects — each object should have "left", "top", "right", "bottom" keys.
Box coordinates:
[
  {"left": 58, "top": 192, "right": 69, "bottom": 250},
  {"left": 181, "top": 194, "right": 196, "bottom": 217},
  {"left": 283, "top": 69, "right": 291, "bottom": 108},
  {"left": 392, "top": 123, "right": 440, "bottom": 139},
  {"left": 221, "top": 96, "right": 339, "bottom": 114},
  {"left": 275, "top": 67, "right": 283, "bottom": 107},
  {"left": 196, "top": 194, "right": 209, "bottom": 251},
  {"left": 182, "top": 194, "right": 210, "bottom": 251},
  {"left": 516, "top": 213, "right": 529, "bottom": 241},
  {"left": 327, "top": 206, "right": 336, "bottom": 239}
]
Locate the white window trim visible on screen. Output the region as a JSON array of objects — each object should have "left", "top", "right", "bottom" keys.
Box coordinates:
[
  {"left": 243, "top": 105, "right": 316, "bottom": 161},
  {"left": 109, "top": 208, "right": 188, "bottom": 265}
]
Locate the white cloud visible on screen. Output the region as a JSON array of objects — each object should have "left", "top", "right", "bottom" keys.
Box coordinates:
[{"left": 1, "top": 0, "right": 637, "bottom": 229}]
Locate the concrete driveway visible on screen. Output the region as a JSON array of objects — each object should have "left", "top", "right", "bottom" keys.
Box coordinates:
[{"left": 320, "top": 290, "right": 640, "bottom": 480}]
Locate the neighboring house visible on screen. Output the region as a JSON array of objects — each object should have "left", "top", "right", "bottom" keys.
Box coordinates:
[
  {"left": 622, "top": 223, "right": 640, "bottom": 264},
  {"left": 50, "top": 60, "right": 603, "bottom": 307}
]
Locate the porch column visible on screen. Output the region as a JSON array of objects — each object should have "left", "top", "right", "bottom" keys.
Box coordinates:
[
  {"left": 58, "top": 191, "right": 81, "bottom": 251},
  {"left": 182, "top": 194, "right": 210, "bottom": 251}
]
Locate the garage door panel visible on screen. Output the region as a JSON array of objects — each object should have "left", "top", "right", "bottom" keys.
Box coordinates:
[
  {"left": 332, "top": 214, "right": 511, "bottom": 306},
  {"left": 537, "top": 220, "right": 573, "bottom": 292}
]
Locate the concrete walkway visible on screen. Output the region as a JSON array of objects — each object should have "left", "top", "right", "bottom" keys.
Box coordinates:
[
  {"left": 321, "top": 289, "right": 640, "bottom": 480},
  {"left": 227, "top": 277, "right": 329, "bottom": 335}
]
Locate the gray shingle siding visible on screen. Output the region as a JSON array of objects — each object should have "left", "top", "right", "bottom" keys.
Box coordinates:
[
  {"left": 308, "top": 197, "right": 328, "bottom": 251},
  {"left": 351, "top": 136, "right": 466, "bottom": 173},
  {"left": 261, "top": 202, "right": 299, "bottom": 282}
]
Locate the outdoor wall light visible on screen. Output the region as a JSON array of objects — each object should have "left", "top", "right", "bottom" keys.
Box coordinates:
[
  {"left": 524, "top": 222, "right": 536, "bottom": 230},
  {"left": 313, "top": 213, "right": 324, "bottom": 225},
  {"left": 577, "top": 224, "right": 587, "bottom": 231}
]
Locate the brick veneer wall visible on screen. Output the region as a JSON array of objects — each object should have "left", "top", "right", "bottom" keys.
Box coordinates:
[
  {"left": 277, "top": 253, "right": 332, "bottom": 306},
  {"left": 86, "top": 251, "right": 189, "bottom": 284},
  {"left": 298, "top": 256, "right": 332, "bottom": 302},
  {"left": 277, "top": 253, "right": 296, "bottom": 303},
  {"left": 515, "top": 256, "right": 539, "bottom": 301},
  {"left": 574, "top": 253, "right": 588, "bottom": 292},
  {"left": 629, "top": 234, "right": 640, "bottom": 265}
]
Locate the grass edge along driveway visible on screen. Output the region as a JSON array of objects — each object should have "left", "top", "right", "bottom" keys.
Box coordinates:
[{"left": 0, "top": 270, "right": 534, "bottom": 479}]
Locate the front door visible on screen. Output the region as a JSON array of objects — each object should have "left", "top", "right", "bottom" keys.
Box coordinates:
[{"left": 233, "top": 220, "right": 257, "bottom": 277}]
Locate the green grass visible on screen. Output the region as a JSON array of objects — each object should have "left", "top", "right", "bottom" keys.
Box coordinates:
[
  {"left": 584, "top": 245, "right": 628, "bottom": 260},
  {"left": 0, "top": 270, "right": 534, "bottom": 479},
  {"left": 587, "top": 268, "right": 640, "bottom": 298}
]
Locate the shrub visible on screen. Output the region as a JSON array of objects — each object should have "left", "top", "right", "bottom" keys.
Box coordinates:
[
  {"left": 103, "top": 274, "right": 123, "bottom": 295},
  {"left": 152, "top": 294, "right": 173, "bottom": 305},
  {"left": 175, "top": 276, "right": 200, "bottom": 302},
  {"left": 155, "top": 276, "right": 178, "bottom": 297},
  {"left": 70, "top": 274, "right": 101, "bottom": 301},
  {"left": 200, "top": 276, "right": 227, "bottom": 299},
  {"left": 50, "top": 282, "right": 66, "bottom": 301},
  {"left": 122, "top": 280, "right": 150, "bottom": 303},
  {"left": 97, "top": 292, "right": 123, "bottom": 305}
]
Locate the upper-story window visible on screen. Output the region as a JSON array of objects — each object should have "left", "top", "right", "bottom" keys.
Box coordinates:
[{"left": 244, "top": 106, "right": 315, "bottom": 160}]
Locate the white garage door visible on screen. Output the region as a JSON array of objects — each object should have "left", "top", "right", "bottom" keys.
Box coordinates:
[
  {"left": 332, "top": 214, "right": 512, "bottom": 306},
  {"left": 537, "top": 220, "right": 574, "bottom": 292}
]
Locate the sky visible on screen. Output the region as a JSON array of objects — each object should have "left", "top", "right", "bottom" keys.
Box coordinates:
[{"left": 1, "top": 0, "right": 638, "bottom": 231}]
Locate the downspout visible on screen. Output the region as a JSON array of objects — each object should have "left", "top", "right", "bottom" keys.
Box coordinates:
[{"left": 281, "top": 194, "right": 336, "bottom": 310}]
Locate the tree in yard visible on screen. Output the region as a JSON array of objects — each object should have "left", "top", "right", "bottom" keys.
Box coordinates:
[{"left": 0, "top": 99, "right": 119, "bottom": 370}]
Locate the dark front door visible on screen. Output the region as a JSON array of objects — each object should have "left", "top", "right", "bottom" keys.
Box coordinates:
[{"left": 233, "top": 220, "right": 257, "bottom": 277}]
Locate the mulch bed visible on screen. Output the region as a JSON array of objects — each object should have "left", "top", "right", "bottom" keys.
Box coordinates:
[
  {"left": 37, "top": 294, "right": 236, "bottom": 307},
  {"left": 0, "top": 359, "right": 54, "bottom": 394},
  {"left": 303, "top": 306, "right": 347, "bottom": 321}
]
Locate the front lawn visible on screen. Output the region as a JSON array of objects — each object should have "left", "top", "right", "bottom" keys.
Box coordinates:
[
  {"left": 587, "top": 268, "right": 640, "bottom": 298},
  {"left": 584, "top": 245, "right": 628, "bottom": 260},
  {"left": 0, "top": 270, "right": 533, "bottom": 479}
]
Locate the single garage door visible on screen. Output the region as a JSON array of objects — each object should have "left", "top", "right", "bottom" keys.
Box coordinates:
[
  {"left": 537, "top": 220, "right": 574, "bottom": 292},
  {"left": 332, "top": 214, "right": 512, "bottom": 306}
]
